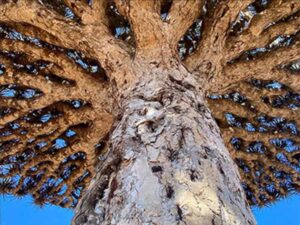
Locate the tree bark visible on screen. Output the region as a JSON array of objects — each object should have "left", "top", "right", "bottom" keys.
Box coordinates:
[{"left": 71, "top": 59, "right": 256, "bottom": 225}]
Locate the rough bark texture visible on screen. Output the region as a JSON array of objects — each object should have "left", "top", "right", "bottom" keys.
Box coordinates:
[
  {"left": 0, "top": 0, "right": 299, "bottom": 224},
  {"left": 72, "top": 60, "right": 256, "bottom": 225}
]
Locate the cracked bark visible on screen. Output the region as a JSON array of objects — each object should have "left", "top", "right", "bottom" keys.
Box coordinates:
[
  {"left": 2, "top": 0, "right": 298, "bottom": 223},
  {"left": 72, "top": 59, "right": 256, "bottom": 225}
]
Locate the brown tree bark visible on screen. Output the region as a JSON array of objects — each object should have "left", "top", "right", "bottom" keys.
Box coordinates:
[
  {"left": 72, "top": 58, "right": 256, "bottom": 225},
  {"left": 1, "top": 0, "right": 299, "bottom": 224}
]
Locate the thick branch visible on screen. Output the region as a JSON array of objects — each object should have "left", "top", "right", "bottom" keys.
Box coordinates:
[
  {"left": 167, "top": 0, "right": 204, "bottom": 44},
  {"left": 0, "top": 0, "right": 83, "bottom": 50},
  {"left": 248, "top": 1, "right": 300, "bottom": 37},
  {"left": 185, "top": 0, "right": 255, "bottom": 71},
  {"left": 213, "top": 83, "right": 299, "bottom": 120},
  {"left": 115, "top": 0, "right": 165, "bottom": 52},
  {"left": 0, "top": 40, "right": 98, "bottom": 83},
  {"left": 212, "top": 44, "right": 300, "bottom": 92},
  {"left": 226, "top": 16, "right": 300, "bottom": 60},
  {"left": 63, "top": 0, "right": 108, "bottom": 25},
  {"left": 0, "top": 0, "right": 133, "bottom": 87}
]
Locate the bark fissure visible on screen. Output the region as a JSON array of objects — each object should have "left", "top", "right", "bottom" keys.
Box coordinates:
[
  {"left": 1, "top": 0, "right": 299, "bottom": 224},
  {"left": 72, "top": 63, "right": 256, "bottom": 225}
]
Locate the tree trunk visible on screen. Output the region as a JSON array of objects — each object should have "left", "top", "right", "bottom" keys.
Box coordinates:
[{"left": 71, "top": 59, "right": 256, "bottom": 225}]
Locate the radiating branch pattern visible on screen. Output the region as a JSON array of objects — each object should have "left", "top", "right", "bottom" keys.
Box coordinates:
[
  {"left": 0, "top": 1, "right": 114, "bottom": 207},
  {"left": 0, "top": 0, "right": 299, "bottom": 210}
]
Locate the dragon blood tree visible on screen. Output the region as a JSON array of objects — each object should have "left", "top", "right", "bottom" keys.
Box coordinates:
[{"left": 0, "top": 0, "right": 299, "bottom": 224}]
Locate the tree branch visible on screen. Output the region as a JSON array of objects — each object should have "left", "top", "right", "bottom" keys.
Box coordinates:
[
  {"left": 0, "top": 111, "right": 89, "bottom": 159},
  {"left": 218, "top": 44, "right": 300, "bottom": 92},
  {"left": 0, "top": 0, "right": 83, "bottom": 50},
  {"left": 0, "top": 39, "right": 99, "bottom": 83},
  {"left": 0, "top": 0, "right": 133, "bottom": 87},
  {"left": 226, "top": 9, "right": 300, "bottom": 60},
  {"left": 167, "top": 0, "right": 204, "bottom": 44},
  {"left": 185, "top": 0, "right": 255, "bottom": 71},
  {"left": 208, "top": 80, "right": 300, "bottom": 204},
  {"left": 115, "top": 0, "right": 164, "bottom": 52},
  {"left": 63, "top": 0, "right": 108, "bottom": 25},
  {"left": 248, "top": 1, "right": 300, "bottom": 37}
]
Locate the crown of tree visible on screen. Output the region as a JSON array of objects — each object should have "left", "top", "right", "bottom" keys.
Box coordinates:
[{"left": 0, "top": 0, "right": 299, "bottom": 213}]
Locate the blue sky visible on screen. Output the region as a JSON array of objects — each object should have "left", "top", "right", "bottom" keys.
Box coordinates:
[{"left": 1, "top": 194, "right": 300, "bottom": 225}]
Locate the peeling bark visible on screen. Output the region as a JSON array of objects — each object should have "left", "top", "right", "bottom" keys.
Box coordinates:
[
  {"left": 1, "top": 0, "right": 299, "bottom": 223},
  {"left": 72, "top": 61, "right": 256, "bottom": 225}
]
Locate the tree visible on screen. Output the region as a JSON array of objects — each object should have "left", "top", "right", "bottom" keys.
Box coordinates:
[{"left": 0, "top": 0, "right": 299, "bottom": 224}]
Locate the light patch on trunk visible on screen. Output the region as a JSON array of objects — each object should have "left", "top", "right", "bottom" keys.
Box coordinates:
[{"left": 131, "top": 157, "right": 163, "bottom": 215}]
